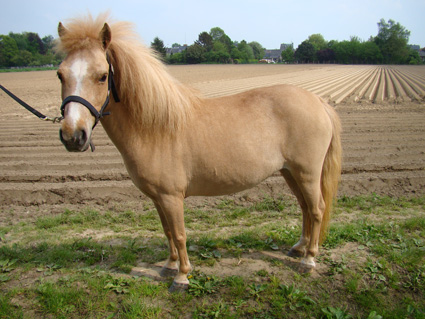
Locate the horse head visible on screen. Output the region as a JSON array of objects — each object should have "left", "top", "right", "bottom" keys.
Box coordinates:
[{"left": 57, "top": 22, "right": 112, "bottom": 152}]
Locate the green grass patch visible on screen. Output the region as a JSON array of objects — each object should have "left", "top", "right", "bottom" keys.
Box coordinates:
[{"left": 0, "top": 194, "right": 424, "bottom": 318}]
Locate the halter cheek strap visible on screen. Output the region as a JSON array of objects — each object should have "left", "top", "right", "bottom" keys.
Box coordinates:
[{"left": 60, "top": 55, "right": 120, "bottom": 130}]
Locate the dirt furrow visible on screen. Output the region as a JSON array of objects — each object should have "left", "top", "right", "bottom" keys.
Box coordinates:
[
  {"left": 390, "top": 69, "right": 422, "bottom": 101},
  {"left": 391, "top": 68, "right": 425, "bottom": 99},
  {"left": 1, "top": 65, "right": 425, "bottom": 209}
]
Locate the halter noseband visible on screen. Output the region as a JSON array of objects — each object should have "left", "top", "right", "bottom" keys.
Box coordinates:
[{"left": 60, "top": 55, "right": 120, "bottom": 129}]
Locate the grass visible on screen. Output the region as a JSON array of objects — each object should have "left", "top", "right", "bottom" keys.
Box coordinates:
[
  {"left": 0, "top": 194, "right": 424, "bottom": 318},
  {"left": 0, "top": 66, "right": 58, "bottom": 73}
]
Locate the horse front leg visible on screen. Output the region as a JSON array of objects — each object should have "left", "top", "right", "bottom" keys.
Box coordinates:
[
  {"left": 154, "top": 195, "right": 192, "bottom": 292},
  {"left": 153, "top": 203, "right": 179, "bottom": 278}
]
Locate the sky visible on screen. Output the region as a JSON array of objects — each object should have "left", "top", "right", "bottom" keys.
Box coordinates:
[{"left": 1, "top": 0, "right": 424, "bottom": 49}]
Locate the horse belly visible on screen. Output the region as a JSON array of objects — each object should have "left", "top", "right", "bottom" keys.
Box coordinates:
[{"left": 186, "top": 147, "right": 284, "bottom": 197}]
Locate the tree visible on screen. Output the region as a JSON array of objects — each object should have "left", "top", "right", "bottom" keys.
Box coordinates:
[
  {"left": 218, "top": 34, "right": 233, "bottom": 53},
  {"left": 8, "top": 32, "right": 27, "bottom": 51},
  {"left": 295, "top": 41, "right": 315, "bottom": 63},
  {"left": 248, "top": 41, "right": 265, "bottom": 60},
  {"left": 210, "top": 27, "right": 225, "bottom": 41},
  {"left": 316, "top": 48, "right": 335, "bottom": 63},
  {"left": 42, "top": 35, "right": 55, "bottom": 52},
  {"left": 407, "top": 48, "right": 421, "bottom": 65},
  {"left": 374, "top": 19, "right": 410, "bottom": 64},
  {"left": 308, "top": 34, "right": 327, "bottom": 51},
  {"left": 0, "top": 35, "right": 19, "bottom": 67},
  {"left": 185, "top": 44, "right": 205, "bottom": 64},
  {"left": 26, "top": 32, "right": 45, "bottom": 54},
  {"left": 348, "top": 36, "right": 362, "bottom": 64},
  {"left": 237, "top": 40, "right": 254, "bottom": 62},
  {"left": 281, "top": 44, "right": 295, "bottom": 63},
  {"left": 11, "top": 50, "right": 33, "bottom": 66},
  {"left": 209, "top": 27, "right": 233, "bottom": 54},
  {"left": 151, "top": 37, "right": 166, "bottom": 59},
  {"left": 332, "top": 41, "right": 353, "bottom": 64},
  {"left": 196, "top": 32, "right": 213, "bottom": 52},
  {"left": 210, "top": 41, "right": 231, "bottom": 63},
  {"left": 168, "top": 52, "right": 186, "bottom": 64},
  {"left": 361, "top": 41, "right": 382, "bottom": 64}
]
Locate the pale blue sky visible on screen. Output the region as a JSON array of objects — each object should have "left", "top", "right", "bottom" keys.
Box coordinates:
[{"left": 1, "top": 0, "right": 424, "bottom": 49}]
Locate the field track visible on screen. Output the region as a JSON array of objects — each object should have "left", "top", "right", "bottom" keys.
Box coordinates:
[{"left": 0, "top": 64, "right": 424, "bottom": 209}]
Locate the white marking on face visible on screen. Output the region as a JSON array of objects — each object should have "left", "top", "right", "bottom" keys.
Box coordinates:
[
  {"left": 70, "top": 58, "right": 88, "bottom": 95},
  {"left": 67, "top": 58, "right": 89, "bottom": 125}
]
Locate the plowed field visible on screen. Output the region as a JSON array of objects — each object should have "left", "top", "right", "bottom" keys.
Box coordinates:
[{"left": 1, "top": 65, "right": 425, "bottom": 213}]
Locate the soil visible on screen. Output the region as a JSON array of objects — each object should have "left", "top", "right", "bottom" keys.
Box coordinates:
[
  {"left": 1, "top": 65, "right": 424, "bottom": 213},
  {"left": 1, "top": 64, "right": 424, "bottom": 287}
]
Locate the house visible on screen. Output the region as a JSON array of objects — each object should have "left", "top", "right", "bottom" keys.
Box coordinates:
[
  {"left": 166, "top": 45, "right": 187, "bottom": 56},
  {"left": 408, "top": 45, "right": 425, "bottom": 63},
  {"left": 419, "top": 50, "right": 425, "bottom": 63},
  {"left": 262, "top": 43, "right": 292, "bottom": 63}
]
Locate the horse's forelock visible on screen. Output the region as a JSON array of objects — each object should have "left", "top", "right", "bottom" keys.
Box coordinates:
[{"left": 56, "top": 12, "right": 111, "bottom": 53}]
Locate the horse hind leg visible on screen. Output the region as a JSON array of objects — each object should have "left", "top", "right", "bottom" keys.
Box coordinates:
[
  {"left": 282, "top": 168, "right": 326, "bottom": 270},
  {"left": 281, "top": 169, "right": 310, "bottom": 257}
]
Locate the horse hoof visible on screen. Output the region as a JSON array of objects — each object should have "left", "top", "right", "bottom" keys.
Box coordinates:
[
  {"left": 168, "top": 281, "right": 189, "bottom": 293},
  {"left": 160, "top": 267, "right": 178, "bottom": 278},
  {"left": 298, "top": 264, "right": 314, "bottom": 274},
  {"left": 287, "top": 248, "right": 305, "bottom": 258},
  {"left": 299, "top": 259, "right": 315, "bottom": 274}
]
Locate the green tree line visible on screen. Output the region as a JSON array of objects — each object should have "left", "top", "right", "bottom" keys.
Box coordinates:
[
  {"left": 291, "top": 19, "right": 422, "bottom": 65},
  {"left": 0, "top": 32, "right": 63, "bottom": 68},
  {"left": 1, "top": 18, "right": 422, "bottom": 68},
  {"left": 152, "top": 27, "right": 265, "bottom": 65},
  {"left": 153, "top": 19, "right": 422, "bottom": 65}
]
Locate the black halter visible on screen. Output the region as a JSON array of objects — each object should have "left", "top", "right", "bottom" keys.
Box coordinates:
[{"left": 60, "top": 55, "right": 120, "bottom": 129}]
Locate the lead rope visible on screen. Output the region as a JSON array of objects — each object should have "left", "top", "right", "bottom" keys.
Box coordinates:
[
  {"left": 0, "top": 84, "right": 63, "bottom": 123},
  {"left": 1, "top": 55, "right": 120, "bottom": 152}
]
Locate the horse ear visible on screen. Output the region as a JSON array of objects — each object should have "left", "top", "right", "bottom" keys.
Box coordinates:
[
  {"left": 58, "top": 22, "right": 67, "bottom": 38},
  {"left": 99, "top": 23, "right": 112, "bottom": 50}
]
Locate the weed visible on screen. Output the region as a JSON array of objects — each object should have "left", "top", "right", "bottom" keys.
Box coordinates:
[
  {"left": 264, "top": 236, "right": 279, "bottom": 250},
  {"left": 325, "top": 255, "right": 348, "bottom": 275},
  {"left": 193, "top": 301, "right": 230, "bottom": 318},
  {"left": 365, "top": 260, "right": 387, "bottom": 283},
  {"left": 277, "top": 284, "right": 316, "bottom": 311},
  {"left": 224, "top": 275, "right": 246, "bottom": 297},
  {"left": 249, "top": 283, "right": 268, "bottom": 300},
  {"left": 366, "top": 311, "right": 383, "bottom": 319},
  {"left": 104, "top": 276, "right": 132, "bottom": 294},
  {"left": 0, "top": 258, "right": 17, "bottom": 273},
  {"left": 36, "top": 263, "right": 61, "bottom": 276},
  {"left": 321, "top": 306, "right": 352, "bottom": 319},
  {"left": 189, "top": 271, "right": 222, "bottom": 296}
]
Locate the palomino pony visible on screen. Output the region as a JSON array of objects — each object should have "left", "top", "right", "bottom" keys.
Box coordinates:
[{"left": 56, "top": 14, "right": 342, "bottom": 291}]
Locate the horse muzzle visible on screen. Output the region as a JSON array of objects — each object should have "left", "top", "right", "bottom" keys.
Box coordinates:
[{"left": 59, "top": 126, "right": 91, "bottom": 152}]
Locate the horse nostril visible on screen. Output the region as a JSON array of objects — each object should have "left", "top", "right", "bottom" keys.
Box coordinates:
[
  {"left": 60, "top": 128, "right": 88, "bottom": 150},
  {"left": 75, "top": 129, "right": 88, "bottom": 146}
]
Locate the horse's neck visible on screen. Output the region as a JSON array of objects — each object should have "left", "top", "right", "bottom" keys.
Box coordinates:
[{"left": 100, "top": 102, "right": 141, "bottom": 153}]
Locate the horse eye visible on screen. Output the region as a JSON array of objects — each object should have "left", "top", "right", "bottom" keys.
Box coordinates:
[{"left": 99, "top": 74, "right": 108, "bottom": 83}]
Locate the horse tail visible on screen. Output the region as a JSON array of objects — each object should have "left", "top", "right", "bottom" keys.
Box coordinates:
[{"left": 319, "top": 101, "right": 342, "bottom": 244}]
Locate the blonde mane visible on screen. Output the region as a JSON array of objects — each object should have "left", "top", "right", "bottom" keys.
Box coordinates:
[{"left": 57, "top": 13, "right": 201, "bottom": 135}]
